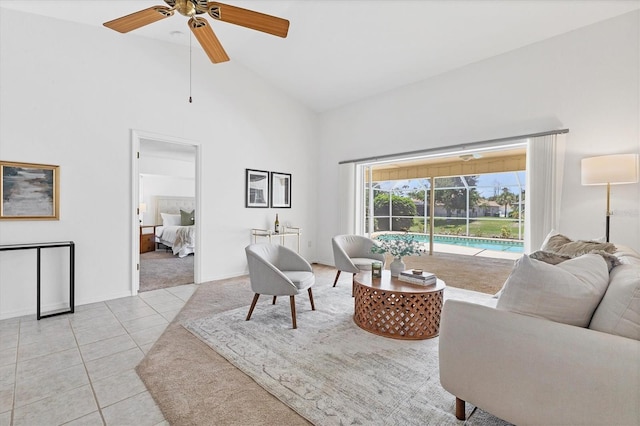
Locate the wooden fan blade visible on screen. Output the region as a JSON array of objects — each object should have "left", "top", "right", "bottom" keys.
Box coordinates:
[
  {"left": 207, "top": 2, "right": 289, "bottom": 38},
  {"left": 103, "top": 6, "right": 174, "bottom": 33},
  {"left": 188, "top": 18, "right": 230, "bottom": 64}
]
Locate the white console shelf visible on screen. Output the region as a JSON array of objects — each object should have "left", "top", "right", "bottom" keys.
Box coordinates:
[{"left": 251, "top": 227, "right": 301, "bottom": 253}]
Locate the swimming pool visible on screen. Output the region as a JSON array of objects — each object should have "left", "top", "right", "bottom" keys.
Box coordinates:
[{"left": 376, "top": 233, "right": 524, "bottom": 253}]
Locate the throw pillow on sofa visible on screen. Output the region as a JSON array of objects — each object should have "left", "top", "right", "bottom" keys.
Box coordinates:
[
  {"left": 496, "top": 254, "right": 610, "bottom": 327},
  {"left": 589, "top": 264, "right": 640, "bottom": 340}
]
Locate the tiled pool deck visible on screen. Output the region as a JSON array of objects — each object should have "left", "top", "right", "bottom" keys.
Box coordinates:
[{"left": 430, "top": 242, "right": 522, "bottom": 260}]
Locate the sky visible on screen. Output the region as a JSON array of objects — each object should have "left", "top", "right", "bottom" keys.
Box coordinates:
[{"left": 475, "top": 171, "right": 525, "bottom": 197}]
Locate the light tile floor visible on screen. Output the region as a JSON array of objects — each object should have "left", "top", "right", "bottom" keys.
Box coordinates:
[{"left": 0, "top": 284, "right": 197, "bottom": 426}]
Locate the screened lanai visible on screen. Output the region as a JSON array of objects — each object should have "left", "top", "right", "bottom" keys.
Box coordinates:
[
  {"left": 367, "top": 172, "right": 524, "bottom": 234},
  {"left": 360, "top": 146, "right": 527, "bottom": 256}
]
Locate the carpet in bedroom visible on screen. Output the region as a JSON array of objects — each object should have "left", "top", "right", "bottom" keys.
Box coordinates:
[{"left": 139, "top": 250, "right": 194, "bottom": 292}]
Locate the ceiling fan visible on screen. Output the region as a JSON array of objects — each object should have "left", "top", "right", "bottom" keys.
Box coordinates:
[{"left": 103, "top": 0, "right": 290, "bottom": 63}]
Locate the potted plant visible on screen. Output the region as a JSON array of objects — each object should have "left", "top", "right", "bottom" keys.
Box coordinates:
[{"left": 371, "top": 234, "right": 424, "bottom": 277}]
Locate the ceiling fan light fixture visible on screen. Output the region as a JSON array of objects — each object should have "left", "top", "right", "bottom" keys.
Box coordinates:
[
  {"left": 175, "top": 0, "right": 197, "bottom": 17},
  {"left": 165, "top": 0, "right": 209, "bottom": 15}
]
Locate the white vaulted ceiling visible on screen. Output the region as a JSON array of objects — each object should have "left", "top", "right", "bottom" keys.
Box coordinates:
[{"left": 1, "top": 0, "right": 639, "bottom": 112}]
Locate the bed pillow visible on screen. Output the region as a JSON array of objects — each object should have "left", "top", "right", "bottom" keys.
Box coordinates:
[
  {"left": 496, "top": 254, "right": 610, "bottom": 327},
  {"left": 589, "top": 265, "right": 640, "bottom": 340},
  {"left": 180, "top": 209, "right": 195, "bottom": 226},
  {"left": 161, "top": 213, "right": 181, "bottom": 226}
]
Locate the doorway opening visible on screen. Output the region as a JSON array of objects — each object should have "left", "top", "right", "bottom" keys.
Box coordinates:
[{"left": 131, "top": 130, "right": 201, "bottom": 294}]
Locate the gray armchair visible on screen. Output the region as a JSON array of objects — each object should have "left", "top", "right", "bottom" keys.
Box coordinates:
[
  {"left": 245, "top": 243, "right": 315, "bottom": 329},
  {"left": 331, "top": 234, "right": 385, "bottom": 289}
]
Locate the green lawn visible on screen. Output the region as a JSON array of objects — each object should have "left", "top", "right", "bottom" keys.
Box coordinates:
[{"left": 407, "top": 217, "right": 524, "bottom": 239}]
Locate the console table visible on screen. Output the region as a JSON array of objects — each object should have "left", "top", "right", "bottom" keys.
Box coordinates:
[
  {"left": 0, "top": 241, "right": 75, "bottom": 320},
  {"left": 251, "top": 227, "right": 301, "bottom": 252}
]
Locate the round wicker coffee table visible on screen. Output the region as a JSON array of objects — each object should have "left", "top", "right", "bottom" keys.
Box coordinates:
[{"left": 353, "top": 270, "right": 445, "bottom": 340}]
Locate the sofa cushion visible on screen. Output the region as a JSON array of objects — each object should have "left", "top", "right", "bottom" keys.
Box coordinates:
[
  {"left": 613, "top": 245, "right": 640, "bottom": 266},
  {"left": 589, "top": 265, "right": 640, "bottom": 340},
  {"left": 496, "top": 254, "right": 610, "bottom": 327},
  {"left": 281, "top": 271, "right": 315, "bottom": 290},
  {"left": 351, "top": 258, "right": 379, "bottom": 271}
]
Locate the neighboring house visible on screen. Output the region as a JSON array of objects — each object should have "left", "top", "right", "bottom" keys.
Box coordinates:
[
  {"left": 477, "top": 200, "right": 504, "bottom": 217},
  {"left": 413, "top": 200, "right": 449, "bottom": 217},
  {"left": 414, "top": 199, "right": 507, "bottom": 218}
]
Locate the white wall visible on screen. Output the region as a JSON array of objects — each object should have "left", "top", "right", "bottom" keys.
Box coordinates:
[
  {"left": 0, "top": 8, "right": 318, "bottom": 319},
  {"left": 316, "top": 10, "right": 640, "bottom": 265},
  {"left": 140, "top": 156, "right": 195, "bottom": 178},
  {"left": 140, "top": 175, "right": 195, "bottom": 225},
  {"left": 139, "top": 155, "right": 196, "bottom": 225}
]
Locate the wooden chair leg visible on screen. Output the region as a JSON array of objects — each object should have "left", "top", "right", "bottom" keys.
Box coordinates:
[
  {"left": 290, "top": 295, "right": 297, "bottom": 329},
  {"left": 308, "top": 288, "right": 315, "bottom": 311},
  {"left": 352, "top": 273, "right": 356, "bottom": 297},
  {"left": 272, "top": 296, "right": 277, "bottom": 304},
  {"left": 455, "top": 397, "right": 466, "bottom": 420},
  {"left": 246, "top": 293, "right": 260, "bottom": 321},
  {"left": 333, "top": 270, "right": 341, "bottom": 287}
]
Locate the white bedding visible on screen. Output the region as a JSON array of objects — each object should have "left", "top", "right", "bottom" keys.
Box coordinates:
[{"left": 156, "top": 225, "right": 195, "bottom": 258}]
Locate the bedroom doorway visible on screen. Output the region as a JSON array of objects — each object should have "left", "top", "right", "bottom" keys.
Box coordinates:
[{"left": 131, "top": 130, "right": 201, "bottom": 295}]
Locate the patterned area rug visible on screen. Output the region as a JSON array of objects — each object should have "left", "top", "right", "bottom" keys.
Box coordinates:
[{"left": 184, "top": 282, "right": 507, "bottom": 425}]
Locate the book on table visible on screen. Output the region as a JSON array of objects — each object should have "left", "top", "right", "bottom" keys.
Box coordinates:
[{"left": 398, "top": 270, "right": 437, "bottom": 285}]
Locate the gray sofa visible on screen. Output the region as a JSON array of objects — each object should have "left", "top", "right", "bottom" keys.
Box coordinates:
[{"left": 439, "top": 242, "right": 640, "bottom": 425}]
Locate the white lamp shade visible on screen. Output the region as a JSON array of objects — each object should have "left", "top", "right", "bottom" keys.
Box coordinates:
[
  {"left": 139, "top": 203, "right": 147, "bottom": 213},
  {"left": 581, "top": 154, "right": 639, "bottom": 186}
]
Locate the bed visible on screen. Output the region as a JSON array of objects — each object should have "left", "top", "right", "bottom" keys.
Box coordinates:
[{"left": 153, "top": 196, "right": 196, "bottom": 258}]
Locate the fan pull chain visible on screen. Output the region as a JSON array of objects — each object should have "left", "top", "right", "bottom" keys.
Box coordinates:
[{"left": 189, "top": 31, "right": 193, "bottom": 103}]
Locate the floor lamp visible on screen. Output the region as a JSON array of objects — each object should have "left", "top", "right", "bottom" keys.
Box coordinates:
[{"left": 581, "top": 154, "right": 639, "bottom": 242}]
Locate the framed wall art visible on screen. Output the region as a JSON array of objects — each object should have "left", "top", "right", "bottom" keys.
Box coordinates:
[
  {"left": 245, "top": 169, "right": 269, "bottom": 208},
  {"left": 270, "top": 171, "right": 291, "bottom": 208},
  {"left": 1, "top": 161, "right": 60, "bottom": 220}
]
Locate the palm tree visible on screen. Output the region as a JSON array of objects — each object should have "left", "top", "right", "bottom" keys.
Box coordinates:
[{"left": 495, "top": 187, "right": 515, "bottom": 218}]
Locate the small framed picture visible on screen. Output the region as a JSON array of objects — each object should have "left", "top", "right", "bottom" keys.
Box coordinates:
[
  {"left": 270, "top": 172, "right": 291, "bottom": 208},
  {"left": 245, "top": 169, "right": 269, "bottom": 208},
  {"left": 1, "top": 161, "right": 60, "bottom": 220}
]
